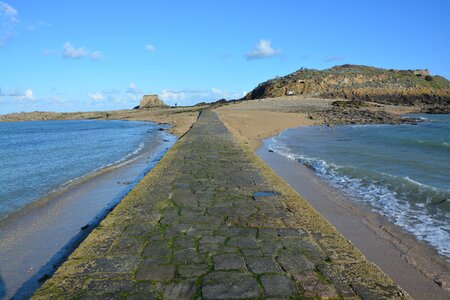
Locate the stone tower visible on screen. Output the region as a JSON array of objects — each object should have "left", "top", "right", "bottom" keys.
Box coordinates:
[{"left": 139, "top": 95, "right": 168, "bottom": 108}]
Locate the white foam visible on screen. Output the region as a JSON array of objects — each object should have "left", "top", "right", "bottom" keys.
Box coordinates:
[{"left": 270, "top": 142, "right": 450, "bottom": 260}]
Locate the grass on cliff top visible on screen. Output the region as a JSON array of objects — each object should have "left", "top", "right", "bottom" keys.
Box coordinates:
[{"left": 288, "top": 64, "right": 450, "bottom": 90}]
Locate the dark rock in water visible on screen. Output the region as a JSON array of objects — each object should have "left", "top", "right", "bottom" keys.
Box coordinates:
[
  {"left": 301, "top": 161, "right": 315, "bottom": 171},
  {"left": 158, "top": 128, "right": 165, "bottom": 131},
  {"left": 133, "top": 105, "right": 140, "bottom": 110},
  {"left": 80, "top": 224, "right": 89, "bottom": 230},
  {"left": 268, "top": 149, "right": 274, "bottom": 153},
  {"left": 163, "top": 139, "right": 170, "bottom": 142},
  {"left": 424, "top": 106, "right": 450, "bottom": 114}
]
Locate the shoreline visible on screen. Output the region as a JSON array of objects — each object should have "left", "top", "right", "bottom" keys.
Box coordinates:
[
  {"left": 215, "top": 99, "right": 449, "bottom": 299},
  {"left": 216, "top": 97, "right": 420, "bottom": 150},
  {"left": 33, "top": 109, "right": 410, "bottom": 299},
  {"left": 0, "top": 122, "right": 170, "bottom": 224},
  {"left": 0, "top": 129, "right": 175, "bottom": 299},
  {"left": 257, "top": 140, "right": 449, "bottom": 299}
]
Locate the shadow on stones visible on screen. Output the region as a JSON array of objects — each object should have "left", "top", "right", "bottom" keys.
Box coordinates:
[{"left": 0, "top": 273, "right": 7, "bottom": 299}]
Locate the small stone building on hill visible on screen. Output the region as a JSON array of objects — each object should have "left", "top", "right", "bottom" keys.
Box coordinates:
[{"left": 139, "top": 95, "right": 168, "bottom": 109}]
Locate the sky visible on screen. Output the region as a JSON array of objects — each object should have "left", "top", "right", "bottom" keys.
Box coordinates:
[{"left": 1, "top": 0, "right": 449, "bottom": 113}]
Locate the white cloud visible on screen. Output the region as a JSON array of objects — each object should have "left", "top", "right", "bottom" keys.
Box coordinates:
[
  {"left": 245, "top": 39, "right": 280, "bottom": 60},
  {"left": 90, "top": 51, "right": 103, "bottom": 61},
  {"left": 0, "top": 1, "right": 17, "bottom": 48},
  {"left": 145, "top": 44, "right": 156, "bottom": 52},
  {"left": 87, "top": 92, "right": 104, "bottom": 101},
  {"left": 0, "top": 1, "right": 17, "bottom": 22},
  {"left": 24, "top": 89, "right": 34, "bottom": 100},
  {"left": 159, "top": 89, "right": 208, "bottom": 106},
  {"left": 127, "top": 82, "right": 141, "bottom": 94},
  {"left": 5, "top": 88, "right": 34, "bottom": 100},
  {"left": 211, "top": 88, "right": 246, "bottom": 100},
  {"left": 126, "top": 82, "right": 142, "bottom": 101},
  {"left": 159, "top": 88, "right": 246, "bottom": 106},
  {"left": 61, "top": 42, "right": 102, "bottom": 61},
  {"left": 62, "top": 42, "right": 86, "bottom": 59}
]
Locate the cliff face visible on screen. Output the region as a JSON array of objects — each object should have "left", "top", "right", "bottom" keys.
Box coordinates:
[{"left": 244, "top": 65, "right": 450, "bottom": 110}]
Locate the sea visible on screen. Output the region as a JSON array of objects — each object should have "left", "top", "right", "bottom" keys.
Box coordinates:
[
  {"left": 269, "top": 114, "right": 450, "bottom": 259},
  {"left": 0, "top": 119, "right": 173, "bottom": 221}
]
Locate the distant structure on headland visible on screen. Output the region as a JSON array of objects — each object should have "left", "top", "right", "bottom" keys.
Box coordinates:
[
  {"left": 412, "top": 69, "right": 430, "bottom": 77},
  {"left": 138, "top": 95, "right": 168, "bottom": 109}
]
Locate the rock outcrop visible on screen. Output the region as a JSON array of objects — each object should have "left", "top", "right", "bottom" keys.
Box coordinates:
[
  {"left": 139, "top": 95, "right": 168, "bottom": 109},
  {"left": 243, "top": 65, "right": 450, "bottom": 110}
]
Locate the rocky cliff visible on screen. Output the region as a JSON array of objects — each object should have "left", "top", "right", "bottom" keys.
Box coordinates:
[{"left": 243, "top": 65, "right": 450, "bottom": 111}]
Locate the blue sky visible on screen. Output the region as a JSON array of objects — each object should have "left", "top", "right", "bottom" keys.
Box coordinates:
[{"left": 1, "top": 0, "right": 449, "bottom": 113}]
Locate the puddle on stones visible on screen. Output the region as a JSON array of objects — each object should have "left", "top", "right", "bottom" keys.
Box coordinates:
[{"left": 253, "top": 191, "right": 278, "bottom": 198}]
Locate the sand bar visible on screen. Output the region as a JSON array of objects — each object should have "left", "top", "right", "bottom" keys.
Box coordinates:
[
  {"left": 34, "top": 110, "right": 407, "bottom": 299},
  {"left": 0, "top": 130, "right": 174, "bottom": 299},
  {"left": 216, "top": 97, "right": 450, "bottom": 299}
]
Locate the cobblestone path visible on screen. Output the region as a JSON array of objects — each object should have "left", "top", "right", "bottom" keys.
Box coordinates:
[{"left": 33, "top": 110, "right": 407, "bottom": 299}]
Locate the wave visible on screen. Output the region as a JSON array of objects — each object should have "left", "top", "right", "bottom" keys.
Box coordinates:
[{"left": 269, "top": 140, "right": 450, "bottom": 259}]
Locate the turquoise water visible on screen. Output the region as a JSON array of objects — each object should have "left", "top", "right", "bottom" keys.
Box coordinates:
[
  {"left": 0, "top": 120, "right": 170, "bottom": 220},
  {"left": 270, "top": 114, "right": 450, "bottom": 259}
]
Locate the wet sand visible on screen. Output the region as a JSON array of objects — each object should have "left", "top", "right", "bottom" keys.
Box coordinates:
[
  {"left": 215, "top": 98, "right": 449, "bottom": 299},
  {"left": 0, "top": 132, "right": 175, "bottom": 299},
  {"left": 257, "top": 141, "right": 449, "bottom": 300},
  {"left": 216, "top": 96, "right": 418, "bottom": 151}
]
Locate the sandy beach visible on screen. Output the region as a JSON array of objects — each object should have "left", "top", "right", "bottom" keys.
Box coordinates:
[
  {"left": 215, "top": 96, "right": 450, "bottom": 299},
  {"left": 216, "top": 96, "right": 419, "bottom": 151}
]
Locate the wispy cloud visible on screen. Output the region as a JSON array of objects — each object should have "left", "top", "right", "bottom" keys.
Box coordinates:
[
  {"left": 300, "top": 54, "right": 311, "bottom": 60},
  {"left": 159, "top": 89, "right": 205, "bottom": 101},
  {"left": 61, "top": 42, "right": 103, "bottom": 60},
  {"left": 5, "top": 88, "right": 34, "bottom": 100},
  {"left": 87, "top": 92, "right": 104, "bottom": 101},
  {"left": 89, "top": 51, "right": 103, "bottom": 61},
  {"left": 126, "top": 82, "right": 142, "bottom": 100},
  {"left": 145, "top": 44, "right": 156, "bottom": 52},
  {"left": 0, "top": 1, "right": 17, "bottom": 22},
  {"left": 25, "top": 20, "right": 50, "bottom": 31},
  {"left": 126, "top": 82, "right": 141, "bottom": 94},
  {"left": 245, "top": 39, "right": 281, "bottom": 60},
  {"left": 159, "top": 88, "right": 246, "bottom": 106},
  {"left": 62, "top": 42, "right": 86, "bottom": 59},
  {"left": 0, "top": 32, "right": 12, "bottom": 47},
  {"left": 325, "top": 56, "right": 344, "bottom": 62},
  {"left": 86, "top": 83, "right": 145, "bottom": 105},
  {"left": 211, "top": 88, "right": 246, "bottom": 100},
  {"left": 0, "top": 1, "right": 18, "bottom": 47}
]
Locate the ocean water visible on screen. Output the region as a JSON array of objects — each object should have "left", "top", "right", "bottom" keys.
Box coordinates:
[
  {"left": 269, "top": 114, "right": 450, "bottom": 259},
  {"left": 0, "top": 120, "right": 170, "bottom": 220}
]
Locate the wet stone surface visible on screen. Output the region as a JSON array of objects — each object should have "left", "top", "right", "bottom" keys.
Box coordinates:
[{"left": 33, "top": 110, "right": 408, "bottom": 299}]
